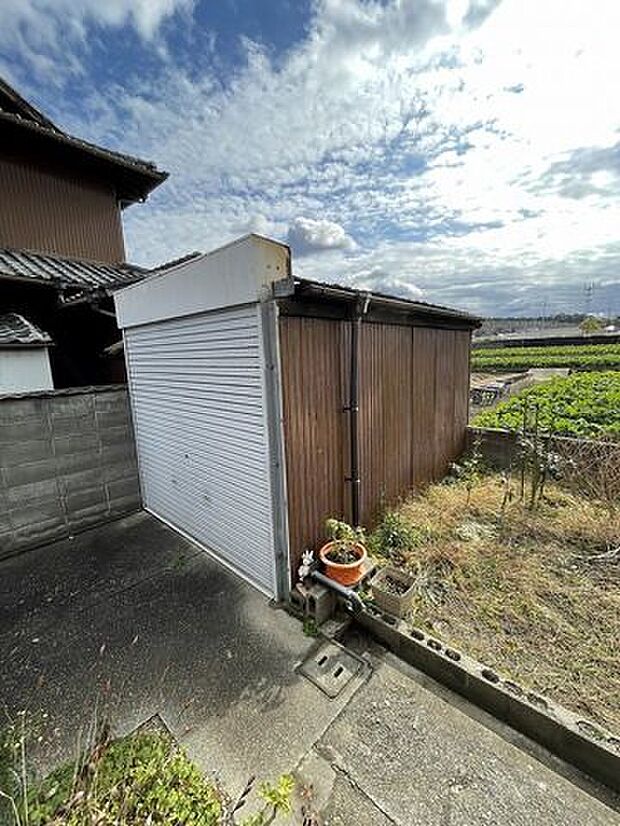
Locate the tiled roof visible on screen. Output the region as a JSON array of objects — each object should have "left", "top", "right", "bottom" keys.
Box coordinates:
[
  {"left": 0, "top": 108, "right": 165, "bottom": 180},
  {"left": 0, "top": 248, "right": 145, "bottom": 291},
  {"left": 0, "top": 77, "right": 167, "bottom": 202},
  {"left": 0, "top": 313, "right": 52, "bottom": 347}
]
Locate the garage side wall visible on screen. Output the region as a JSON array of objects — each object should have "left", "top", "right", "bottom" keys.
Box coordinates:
[{"left": 279, "top": 317, "right": 471, "bottom": 581}]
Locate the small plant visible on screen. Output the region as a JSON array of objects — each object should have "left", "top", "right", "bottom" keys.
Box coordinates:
[
  {"left": 457, "top": 432, "right": 485, "bottom": 506},
  {"left": 324, "top": 519, "right": 365, "bottom": 564},
  {"left": 368, "top": 511, "right": 423, "bottom": 562},
  {"left": 302, "top": 618, "right": 319, "bottom": 638},
  {"left": 1, "top": 715, "right": 296, "bottom": 826},
  {"left": 240, "top": 775, "right": 295, "bottom": 826}
]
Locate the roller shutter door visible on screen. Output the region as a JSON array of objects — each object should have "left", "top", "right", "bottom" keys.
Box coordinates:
[{"left": 124, "top": 304, "right": 276, "bottom": 595}]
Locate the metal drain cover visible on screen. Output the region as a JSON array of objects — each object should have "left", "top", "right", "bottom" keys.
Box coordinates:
[{"left": 298, "top": 641, "right": 362, "bottom": 698}]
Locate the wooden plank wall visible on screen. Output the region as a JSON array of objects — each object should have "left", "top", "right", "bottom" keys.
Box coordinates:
[
  {"left": 279, "top": 317, "right": 471, "bottom": 580},
  {"left": 279, "top": 317, "right": 350, "bottom": 579}
]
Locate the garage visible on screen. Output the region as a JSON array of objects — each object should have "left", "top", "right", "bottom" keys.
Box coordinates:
[
  {"left": 114, "top": 233, "right": 478, "bottom": 600},
  {"left": 115, "top": 235, "right": 291, "bottom": 598}
]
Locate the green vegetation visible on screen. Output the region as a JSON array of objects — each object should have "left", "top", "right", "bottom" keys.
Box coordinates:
[
  {"left": 473, "top": 371, "right": 620, "bottom": 438},
  {"left": 471, "top": 342, "right": 620, "bottom": 371},
  {"left": 376, "top": 475, "right": 620, "bottom": 733},
  {"left": 1, "top": 727, "right": 295, "bottom": 826}
]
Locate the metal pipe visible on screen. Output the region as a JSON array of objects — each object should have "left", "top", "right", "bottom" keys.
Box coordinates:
[
  {"left": 348, "top": 293, "right": 370, "bottom": 527},
  {"left": 311, "top": 570, "right": 364, "bottom": 614}
]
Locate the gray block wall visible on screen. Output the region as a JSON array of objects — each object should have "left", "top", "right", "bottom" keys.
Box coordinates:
[
  {"left": 0, "top": 386, "right": 141, "bottom": 559},
  {"left": 466, "top": 426, "right": 620, "bottom": 502}
]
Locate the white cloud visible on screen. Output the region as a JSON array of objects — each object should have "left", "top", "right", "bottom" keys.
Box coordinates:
[
  {"left": 287, "top": 217, "right": 356, "bottom": 255},
  {"left": 8, "top": 0, "right": 619, "bottom": 316},
  {"left": 349, "top": 266, "right": 425, "bottom": 301},
  {"left": 0, "top": 0, "right": 193, "bottom": 80}
]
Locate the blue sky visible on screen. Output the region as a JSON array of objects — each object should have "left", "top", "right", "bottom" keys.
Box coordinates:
[{"left": 1, "top": 0, "right": 619, "bottom": 317}]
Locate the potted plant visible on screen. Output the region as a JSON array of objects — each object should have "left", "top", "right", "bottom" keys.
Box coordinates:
[
  {"left": 318, "top": 518, "right": 368, "bottom": 586},
  {"left": 370, "top": 566, "right": 416, "bottom": 618}
]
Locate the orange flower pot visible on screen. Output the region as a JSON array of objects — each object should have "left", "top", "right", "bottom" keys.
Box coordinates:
[{"left": 318, "top": 541, "right": 368, "bottom": 587}]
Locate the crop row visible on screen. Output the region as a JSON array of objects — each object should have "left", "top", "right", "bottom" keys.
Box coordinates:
[
  {"left": 472, "top": 343, "right": 620, "bottom": 371},
  {"left": 472, "top": 371, "right": 620, "bottom": 438}
]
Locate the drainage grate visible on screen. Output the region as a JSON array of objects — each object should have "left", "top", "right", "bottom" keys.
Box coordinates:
[{"left": 298, "top": 641, "right": 363, "bottom": 698}]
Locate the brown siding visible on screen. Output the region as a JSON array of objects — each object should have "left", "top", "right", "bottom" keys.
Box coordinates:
[
  {"left": 359, "top": 324, "right": 413, "bottom": 526},
  {"left": 279, "top": 317, "right": 349, "bottom": 575},
  {"left": 280, "top": 316, "right": 472, "bottom": 581},
  {"left": 0, "top": 155, "right": 125, "bottom": 262}
]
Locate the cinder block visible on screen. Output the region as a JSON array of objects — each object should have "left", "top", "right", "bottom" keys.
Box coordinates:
[
  {"left": 68, "top": 503, "right": 110, "bottom": 532},
  {"left": 102, "top": 461, "right": 137, "bottom": 483},
  {"left": 107, "top": 476, "right": 139, "bottom": 502},
  {"left": 1, "top": 439, "right": 52, "bottom": 467},
  {"left": 13, "top": 521, "right": 67, "bottom": 550},
  {"left": 101, "top": 443, "right": 132, "bottom": 466},
  {"left": 108, "top": 493, "right": 141, "bottom": 515},
  {"left": 3, "top": 459, "right": 58, "bottom": 488},
  {"left": 8, "top": 498, "right": 65, "bottom": 532},
  {"left": 305, "top": 583, "right": 337, "bottom": 624},
  {"left": 0, "top": 511, "right": 12, "bottom": 535},
  {"left": 95, "top": 409, "right": 131, "bottom": 429},
  {"left": 59, "top": 467, "right": 106, "bottom": 495},
  {"left": 94, "top": 392, "right": 130, "bottom": 414},
  {"left": 53, "top": 432, "right": 100, "bottom": 457},
  {"left": 6, "top": 477, "right": 59, "bottom": 506},
  {"left": 0, "top": 531, "right": 16, "bottom": 560},
  {"left": 0, "top": 419, "right": 50, "bottom": 444},
  {"left": 52, "top": 414, "right": 97, "bottom": 437},
  {"left": 66, "top": 486, "right": 107, "bottom": 514},
  {"left": 99, "top": 424, "right": 132, "bottom": 447},
  {"left": 56, "top": 451, "right": 101, "bottom": 476},
  {"left": 0, "top": 398, "right": 46, "bottom": 423},
  {"left": 49, "top": 394, "right": 94, "bottom": 420}
]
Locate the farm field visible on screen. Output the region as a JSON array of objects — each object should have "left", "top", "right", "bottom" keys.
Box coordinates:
[
  {"left": 471, "top": 342, "right": 620, "bottom": 371},
  {"left": 472, "top": 371, "right": 620, "bottom": 438},
  {"left": 369, "top": 475, "right": 620, "bottom": 734}
]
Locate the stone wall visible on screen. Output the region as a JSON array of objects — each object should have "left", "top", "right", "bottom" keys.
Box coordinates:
[{"left": 0, "top": 385, "right": 140, "bottom": 559}]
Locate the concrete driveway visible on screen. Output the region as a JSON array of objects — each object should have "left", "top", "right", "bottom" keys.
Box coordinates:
[{"left": 1, "top": 512, "right": 618, "bottom": 824}]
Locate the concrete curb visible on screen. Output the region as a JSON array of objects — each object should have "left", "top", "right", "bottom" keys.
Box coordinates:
[{"left": 355, "top": 607, "right": 620, "bottom": 791}]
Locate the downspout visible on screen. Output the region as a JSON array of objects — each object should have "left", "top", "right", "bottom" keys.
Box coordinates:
[{"left": 348, "top": 292, "right": 370, "bottom": 527}]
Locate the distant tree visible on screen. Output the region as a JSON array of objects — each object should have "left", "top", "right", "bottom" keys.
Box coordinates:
[{"left": 579, "top": 316, "right": 604, "bottom": 335}]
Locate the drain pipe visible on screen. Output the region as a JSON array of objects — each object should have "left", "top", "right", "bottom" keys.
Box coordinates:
[
  {"left": 348, "top": 292, "right": 371, "bottom": 527},
  {"left": 311, "top": 570, "right": 364, "bottom": 614}
]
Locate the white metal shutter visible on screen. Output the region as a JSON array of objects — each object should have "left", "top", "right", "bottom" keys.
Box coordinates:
[{"left": 124, "top": 304, "right": 276, "bottom": 595}]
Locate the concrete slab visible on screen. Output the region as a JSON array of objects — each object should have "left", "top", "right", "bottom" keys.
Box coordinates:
[
  {"left": 0, "top": 512, "right": 366, "bottom": 798},
  {"left": 308, "top": 654, "right": 620, "bottom": 825},
  {"left": 2, "top": 513, "right": 619, "bottom": 824}
]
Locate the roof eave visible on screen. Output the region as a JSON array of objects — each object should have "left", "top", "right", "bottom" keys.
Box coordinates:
[
  {"left": 287, "top": 278, "right": 481, "bottom": 329},
  {"left": 0, "top": 112, "right": 168, "bottom": 204}
]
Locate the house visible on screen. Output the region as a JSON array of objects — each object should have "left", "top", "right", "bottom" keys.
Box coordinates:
[
  {"left": 0, "top": 313, "right": 53, "bottom": 393},
  {"left": 114, "top": 235, "right": 480, "bottom": 600},
  {"left": 0, "top": 78, "right": 167, "bottom": 392}
]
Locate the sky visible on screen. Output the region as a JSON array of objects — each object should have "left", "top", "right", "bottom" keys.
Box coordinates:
[{"left": 1, "top": 0, "right": 619, "bottom": 317}]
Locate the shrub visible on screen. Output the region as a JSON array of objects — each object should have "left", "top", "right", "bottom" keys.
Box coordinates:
[{"left": 369, "top": 511, "right": 425, "bottom": 561}]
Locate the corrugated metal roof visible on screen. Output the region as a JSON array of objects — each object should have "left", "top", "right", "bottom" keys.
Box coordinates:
[
  {"left": 0, "top": 248, "right": 145, "bottom": 290},
  {"left": 0, "top": 313, "right": 52, "bottom": 347},
  {"left": 292, "top": 277, "right": 482, "bottom": 325}
]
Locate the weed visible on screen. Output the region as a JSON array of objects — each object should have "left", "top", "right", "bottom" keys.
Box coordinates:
[
  {"left": 302, "top": 618, "right": 319, "bottom": 638},
  {"left": 395, "top": 474, "right": 620, "bottom": 732}
]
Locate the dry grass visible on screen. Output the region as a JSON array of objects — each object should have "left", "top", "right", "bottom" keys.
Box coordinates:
[{"left": 390, "top": 475, "right": 620, "bottom": 733}]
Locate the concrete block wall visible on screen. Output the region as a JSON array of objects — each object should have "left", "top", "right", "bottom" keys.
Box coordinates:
[
  {"left": 0, "top": 386, "right": 141, "bottom": 560},
  {"left": 466, "top": 426, "right": 620, "bottom": 501}
]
